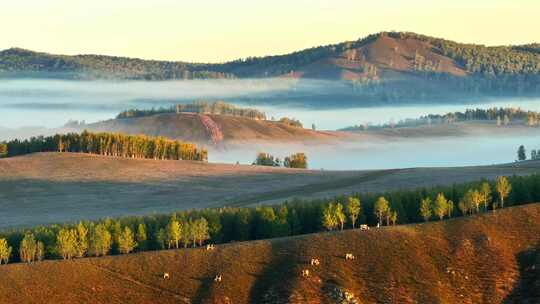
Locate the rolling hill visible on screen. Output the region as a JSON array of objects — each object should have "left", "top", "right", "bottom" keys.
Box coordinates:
[
  {"left": 2, "top": 32, "right": 539, "bottom": 104},
  {"left": 0, "top": 203, "right": 539, "bottom": 303},
  {"left": 2, "top": 152, "right": 540, "bottom": 229},
  {"left": 80, "top": 112, "right": 342, "bottom": 146}
]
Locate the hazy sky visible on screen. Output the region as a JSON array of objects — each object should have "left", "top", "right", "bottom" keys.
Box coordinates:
[{"left": 1, "top": 0, "right": 539, "bottom": 63}]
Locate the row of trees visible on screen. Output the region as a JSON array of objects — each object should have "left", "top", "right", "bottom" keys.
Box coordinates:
[
  {"left": 0, "top": 131, "right": 208, "bottom": 161},
  {"left": 116, "top": 101, "right": 267, "bottom": 120},
  {"left": 0, "top": 174, "right": 530, "bottom": 265},
  {"left": 341, "top": 107, "right": 540, "bottom": 131},
  {"left": 253, "top": 152, "right": 308, "bottom": 169}
]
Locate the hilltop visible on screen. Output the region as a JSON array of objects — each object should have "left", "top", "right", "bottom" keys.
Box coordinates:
[
  {"left": 1, "top": 32, "right": 539, "bottom": 104},
  {"left": 1, "top": 203, "right": 539, "bottom": 303},
  {"left": 2, "top": 152, "right": 540, "bottom": 229},
  {"left": 80, "top": 112, "right": 342, "bottom": 146}
]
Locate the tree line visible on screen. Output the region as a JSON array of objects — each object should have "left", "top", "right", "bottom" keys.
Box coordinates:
[
  {"left": 1, "top": 173, "right": 536, "bottom": 265},
  {"left": 341, "top": 107, "right": 540, "bottom": 131},
  {"left": 117, "top": 101, "right": 267, "bottom": 120},
  {"left": 0, "top": 130, "right": 207, "bottom": 161}
]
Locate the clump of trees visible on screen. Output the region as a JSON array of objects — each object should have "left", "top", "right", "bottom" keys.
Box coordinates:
[
  {"left": 279, "top": 117, "right": 303, "bottom": 128},
  {"left": 117, "top": 101, "right": 267, "bottom": 120},
  {"left": 0, "top": 174, "right": 530, "bottom": 266},
  {"left": 253, "top": 152, "right": 308, "bottom": 169},
  {"left": 1, "top": 131, "right": 207, "bottom": 161}
]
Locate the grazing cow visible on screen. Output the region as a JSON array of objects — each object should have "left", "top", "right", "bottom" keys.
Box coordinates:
[
  {"left": 214, "top": 275, "right": 222, "bottom": 282},
  {"left": 310, "top": 258, "right": 320, "bottom": 266},
  {"left": 360, "top": 224, "right": 369, "bottom": 230},
  {"left": 163, "top": 273, "right": 170, "bottom": 279},
  {"left": 345, "top": 253, "right": 355, "bottom": 260},
  {"left": 206, "top": 244, "right": 215, "bottom": 251},
  {"left": 301, "top": 269, "right": 310, "bottom": 278}
]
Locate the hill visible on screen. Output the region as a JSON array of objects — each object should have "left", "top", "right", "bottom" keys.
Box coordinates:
[
  {"left": 2, "top": 32, "right": 539, "bottom": 104},
  {"left": 81, "top": 112, "right": 342, "bottom": 146},
  {"left": 2, "top": 152, "right": 540, "bottom": 229},
  {"left": 1, "top": 203, "right": 539, "bottom": 303}
]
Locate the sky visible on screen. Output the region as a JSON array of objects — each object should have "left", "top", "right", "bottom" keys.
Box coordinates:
[{"left": 1, "top": 0, "right": 539, "bottom": 63}]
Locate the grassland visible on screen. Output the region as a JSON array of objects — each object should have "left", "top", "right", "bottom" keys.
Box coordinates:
[
  {"left": 0, "top": 203, "right": 539, "bottom": 303},
  {"left": 1, "top": 152, "right": 540, "bottom": 229}
]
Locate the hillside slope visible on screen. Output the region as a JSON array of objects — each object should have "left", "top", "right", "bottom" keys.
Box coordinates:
[
  {"left": 1, "top": 32, "right": 538, "bottom": 103},
  {"left": 1, "top": 203, "right": 540, "bottom": 303},
  {"left": 2, "top": 152, "right": 540, "bottom": 229},
  {"left": 82, "top": 113, "right": 342, "bottom": 145}
]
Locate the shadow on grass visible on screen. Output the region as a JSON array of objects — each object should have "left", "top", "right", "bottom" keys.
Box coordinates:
[{"left": 503, "top": 241, "right": 540, "bottom": 303}]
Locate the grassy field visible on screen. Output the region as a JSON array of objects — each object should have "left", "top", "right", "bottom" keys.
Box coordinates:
[
  {"left": 1, "top": 152, "right": 540, "bottom": 229},
  {"left": 0, "top": 203, "right": 539, "bottom": 303}
]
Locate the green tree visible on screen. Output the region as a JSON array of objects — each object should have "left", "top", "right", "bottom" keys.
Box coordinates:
[
  {"left": 0, "top": 143, "right": 7, "bottom": 158},
  {"left": 389, "top": 210, "right": 398, "bottom": 225},
  {"left": 136, "top": 223, "right": 148, "bottom": 250},
  {"left": 420, "top": 197, "right": 433, "bottom": 221},
  {"left": 322, "top": 203, "right": 339, "bottom": 231},
  {"left": 496, "top": 176, "right": 512, "bottom": 209},
  {"left": 518, "top": 145, "right": 526, "bottom": 161},
  {"left": 0, "top": 238, "right": 12, "bottom": 264},
  {"left": 374, "top": 197, "right": 390, "bottom": 226},
  {"left": 118, "top": 226, "right": 137, "bottom": 254},
  {"left": 346, "top": 197, "right": 361, "bottom": 228},
  {"left": 433, "top": 193, "right": 448, "bottom": 220},
  {"left": 284, "top": 153, "right": 308, "bottom": 169}
]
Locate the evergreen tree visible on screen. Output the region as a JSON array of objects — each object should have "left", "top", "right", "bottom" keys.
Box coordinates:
[{"left": 518, "top": 145, "right": 527, "bottom": 161}]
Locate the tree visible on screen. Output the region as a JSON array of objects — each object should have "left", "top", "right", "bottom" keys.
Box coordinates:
[
  {"left": 19, "top": 233, "right": 38, "bottom": 263},
  {"left": 389, "top": 210, "right": 398, "bottom": 225},
  {"left": 447, "top": 200, "right": 455, "bottom": 218},
  {"left": 335, "top": 203, "right": 346, "bottom": 231},
  {"left": 346, "top": 197, "right": 361, "bottom": 228},
  {"left": 75, "top": 222, "right": 89, "bottom": 258},
  {"left": 0, "top": 143, "right": 7, "bottom": 158},
  {"left": 374, "top": 197, "right": 390, "bottom": 226},
  {"left": 284, "top": 153, "right": 308, "bottom": 169},
  {"left": 433, "top": 193, "right": 448, "bottom": 220},
  {"left": 136, "top": 223, "right": 148, "bottom": 250},
  {"left": 496, "top": 176, "right": 512, "bottom": 209},
  {"left": 480, "top": 182, "right": 492, "bottom": 211},
  {"left": 0, "top": 238, "right": 12, "bottom": 264},
  {"left": 118, "top": 226, "right": 137, "bottom": 254},
  {"left": 420, "top": 197, "right": 433, "bottom": 221},
  {"left": 322, "top": 203, "right": 339, "bottom": 231},
  {"left": 91, "top": 224, "right": 112, "bottom": 256},
  {"left": 167, "top": 216, "right": 182, "bottom": 249},
  {"left": 193, "top": 218, "right": 210, "bottom": 246},
  {"left": 518, "top": 145, "right": 527, "bottom": 161},
  {"left": 57, "top": 228, "right": 78, "bottom": 259}
]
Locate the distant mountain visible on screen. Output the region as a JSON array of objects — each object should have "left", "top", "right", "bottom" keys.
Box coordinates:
[{"left": 1, "top": 32, "right": 539, "bottom": 103}]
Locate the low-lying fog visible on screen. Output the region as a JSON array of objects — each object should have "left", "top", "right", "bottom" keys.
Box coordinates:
[{"left": 2, "top": 79, "right": 540, "bottom": 169}]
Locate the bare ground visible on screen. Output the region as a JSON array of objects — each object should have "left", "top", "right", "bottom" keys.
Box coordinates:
[{"left": 1, "top": 152, "right": 540, "bottom": 229}]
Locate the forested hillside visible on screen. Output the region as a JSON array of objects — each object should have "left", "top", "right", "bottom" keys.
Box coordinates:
[{"left": 1, "top": 32, "right": 539, "bottom": 103}]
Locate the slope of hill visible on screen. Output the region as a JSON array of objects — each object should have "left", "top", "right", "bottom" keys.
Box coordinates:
[
  {"left": 81, "top": 112, "right": 342, "bottom": 145},
  {"left": 2, "top": 152, "right": 540, "bottom": 229},
  {"left": 2, "top": 32, "right": 538, "bottom": 103},
  {"left": 1, "top": 203, "right": 539, "bottom": 303}
]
